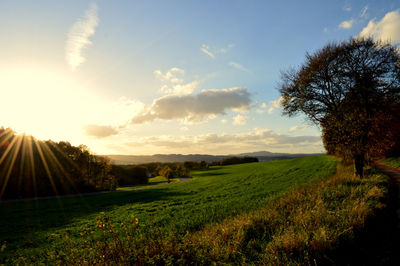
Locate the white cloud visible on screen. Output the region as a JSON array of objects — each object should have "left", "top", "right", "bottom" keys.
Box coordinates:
[
  {"left": 154, "top": 67, "right": 185, "bottom": 84},
  {"left": 200, "top": 44, "right": 215, "bottom": 58},
  {"left": 339, "top": 19, "right": 354, "bottom": 29},
  {"left": 267, "top": 97, "right": 283, "bottom": 114},
  {"left": 232, "top": 114, "right": 247, "bottom": 125},
  {"left": 343, "top": 4, "right": 351, "bottom": 12},
  {"left": 289, "top": 125, "right": 309, "bottom": 132},
  {"left": 358, "top": 10, "right": 400, "bottom": 44},
  {"left": 220, "top": 119, "right": 228, "bottom": 124},
  {"left": 229, "top": 61, "right": 250, "bottom": 72},
  {"left": 155, "top": 67, "right": 199, "bottom": 95},
  {"left": 162, "top": 81, "right": 199, "bottom": 95},
  {"left": 65, "top": 3, "right": 99, "bottom": 71},
  {"left": 83, "top": 124, "right": 118, "bottom": 138},
  {"left": 131, "top": 87, "right": 252, "bottom": 124},
  {"left": 180, "top": 126, "right": 189, "bottom": 132},
  {"left": 124, "top": 128, "right": 323, "bottom": 154}
]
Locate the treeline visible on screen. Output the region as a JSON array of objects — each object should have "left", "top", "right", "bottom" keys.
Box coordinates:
[
  {"left": 211, "top": 156, "right": 259, "bottom": 166},
  {"left": 112, "top": 161, "right": 208, "bottom": 186},
  {"left": 0, "top": 128, "right": 116, "bottom": 200},
  {"left": 113, "top": 157, "right": 259, "bottom": 186}
]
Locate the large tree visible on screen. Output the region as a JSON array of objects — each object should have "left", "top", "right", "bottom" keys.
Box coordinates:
[{"left": 280, "top": 37, "right": 400, "bottom": 177}]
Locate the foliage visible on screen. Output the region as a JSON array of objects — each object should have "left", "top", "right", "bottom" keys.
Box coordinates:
[
  {"left": 2, "top": 157, "right": 393, "bottom": 264},
  {"left": 280, "top": 37, "right": 400, "bottom": 177},
  {"left": 0, "top": 155, "right": 336, "bottom": 263},
  {"left": 112, "top": 165, "right": 149, "bottom": 186},
  {"left": 212, "top": 156, "right": 259, "bottom": 166},
  {"left": 0, "top": 128, "right": 116, "bottom": 200}
]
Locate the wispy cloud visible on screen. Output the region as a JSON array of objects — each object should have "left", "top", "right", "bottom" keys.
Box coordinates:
[
  {"left": 124, "top": 128, "right": 322, "bottom": 154},
  {"left": 232, "top": 114, "right": 247, "bottom": 125},
  {"left": 343, "top": 4, "right": 351, "bottom": 12},
  {"left": 256, "top": 102, "right": 267, "bottom": 113},
  {"left": 200, "top": 44, "right": 215, "bottom": 58},
  {"left": 359, "top": 10, "right": 400, "bottom": 44},
  {"left": 154, "top": 67, "right": 199, "bottom": 95},
  {"left": 65, "top": 3, "right": 99, "bottom": 71},
  {"left": 360, "top": 5, "right": 368, "bottom": 18},
  {"left": 154, "top": 67, "right": 185, "bottom": 83},
  {"left": 200, "top": 43, "right": 234, "bottom": 58},
  {"left": 289, "top": 125, "right": 309, "bottom": 132},
  {"left": 338, "top": 5, "right": 369, "bottom": 30},
  {"left": 339, "top": 19, "right": 354, "bottom": 29},
  {"left": 229, "top": 61, "right": 249, "bottom": 72},
  {"left": 267, "top": 97, "right": 283, "bottom": 114}
]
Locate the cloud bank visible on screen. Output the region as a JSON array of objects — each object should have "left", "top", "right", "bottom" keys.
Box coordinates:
[
  {"left": 359, "top": 10, "right": 400, "bottom": 44},
  {"left": 65, "top": 3, "right": 99, "bottom": 71},
  {"left": 124, "top": 128, "right": 322, "bottom": 154},
  {"left": 131, "top": 87, "right": 251, "bottom": 124}
]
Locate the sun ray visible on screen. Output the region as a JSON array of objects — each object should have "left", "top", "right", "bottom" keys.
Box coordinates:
[
  {"left": 26, "top": 135, "right": 37, "bottom": 198},
  {"left": 0, "top": 135, "right": 23, "bottom": 199},
  {"left": 40, "top": 141, "right": 80, "bottom": 194},
  {"left": 17, "top": 135, "right": 28, "bottom": 196},
  {"left": 32, "top": 138, "right": 59, "bottom": 197},
  {"left": 0, "top": 133, "right": 18, "bottom": 166}
]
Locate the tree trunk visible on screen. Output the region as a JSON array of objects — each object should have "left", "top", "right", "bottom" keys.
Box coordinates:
[{"left": 354, "top": 154, "right": 364, "bottom": 178}]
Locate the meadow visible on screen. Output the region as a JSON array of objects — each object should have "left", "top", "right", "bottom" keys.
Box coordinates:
[{"left": 0, "top": 155, "right": 393, "bottom": 264}]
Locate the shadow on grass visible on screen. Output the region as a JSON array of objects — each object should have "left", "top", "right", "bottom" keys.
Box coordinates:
[
  {"left": 194, "top": 172, "right": 228, "bottom": 177},
  {"left": 0, "top": 188, "right": 189, "bottom": 244}
]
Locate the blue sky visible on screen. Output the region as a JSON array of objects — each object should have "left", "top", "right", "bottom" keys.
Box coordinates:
[{"left": 0, "top": 0, "right": 399, "bottom": 155}]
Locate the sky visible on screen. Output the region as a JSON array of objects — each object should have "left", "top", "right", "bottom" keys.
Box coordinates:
[{"left": 0, "top": 0, "right": 399, "bottom": 155}]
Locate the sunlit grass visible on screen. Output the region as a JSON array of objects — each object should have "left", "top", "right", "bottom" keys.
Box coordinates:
[{"left": 0, "top": 155, "right": 336, "bottom": 263}]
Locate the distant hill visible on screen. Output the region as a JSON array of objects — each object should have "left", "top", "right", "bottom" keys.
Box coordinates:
[{"left": 105, "top": 151, "right": 322, "bottom": 165}]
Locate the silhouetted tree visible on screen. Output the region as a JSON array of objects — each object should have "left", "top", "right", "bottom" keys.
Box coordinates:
[
  {"left": 0, "top": 128, "right": 116, "bottom": 199},
  {"left": 280, "top": 37, "right": 400, "bottom": 177}
]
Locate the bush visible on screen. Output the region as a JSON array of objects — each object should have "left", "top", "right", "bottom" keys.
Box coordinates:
[{"left": 113, "top": 166, "right": 149, "bottom": 186}]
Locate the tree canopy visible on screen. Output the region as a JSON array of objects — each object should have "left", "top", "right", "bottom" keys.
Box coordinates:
[{"left": 280, "top": 37, "right": 400, "bottom": 177}]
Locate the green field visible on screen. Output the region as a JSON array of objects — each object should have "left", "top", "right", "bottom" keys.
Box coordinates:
[
  {"left": 0, "top": 155, "right": 336, "bottom": 262},
  {"left": 117, "top": 176, "right": 179, "bottom": 190}
]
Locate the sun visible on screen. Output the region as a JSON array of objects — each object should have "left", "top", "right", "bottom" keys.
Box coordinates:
[{"left": 0, "top": 66, "right": 94, "bottom": 142}]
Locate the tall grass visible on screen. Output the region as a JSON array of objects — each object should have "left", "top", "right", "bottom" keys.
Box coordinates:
[{"left": 6, "top": 162, "right": 390, "bottom": 264}]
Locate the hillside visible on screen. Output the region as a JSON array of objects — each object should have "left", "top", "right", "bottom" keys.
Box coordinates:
[
  {"left": 105, "top": 151, "right": 321, "bottom": 164},
  {"left": 1, "top": 155, "right": 335, "bottom": 263},
  {"left": 1, "top": 155, "right": 394, "bottom": 264}
]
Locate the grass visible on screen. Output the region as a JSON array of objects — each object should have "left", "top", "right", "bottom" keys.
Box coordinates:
[
  {"left": 0, "top": 155, "right": 337, "bottom": 263},
  {"left": 378, "top": 156, "right": 400, "bottom": 168},
  {"left": 116, "top": 176, "right": 179, "bottom": 190},
  {"left": 32, "top": 161, "right": 393, "bottom": 265}
]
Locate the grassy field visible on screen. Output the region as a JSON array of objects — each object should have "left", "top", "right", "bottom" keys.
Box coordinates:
[
  {"left": 0, "top": 155, "right": 336, "bottom": 263},
  {"left": 379, "top": 156, "right": 400, "bottom": 168},
  {"left": 116, "top": 176, "right": 179, "bottom": 190}
]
